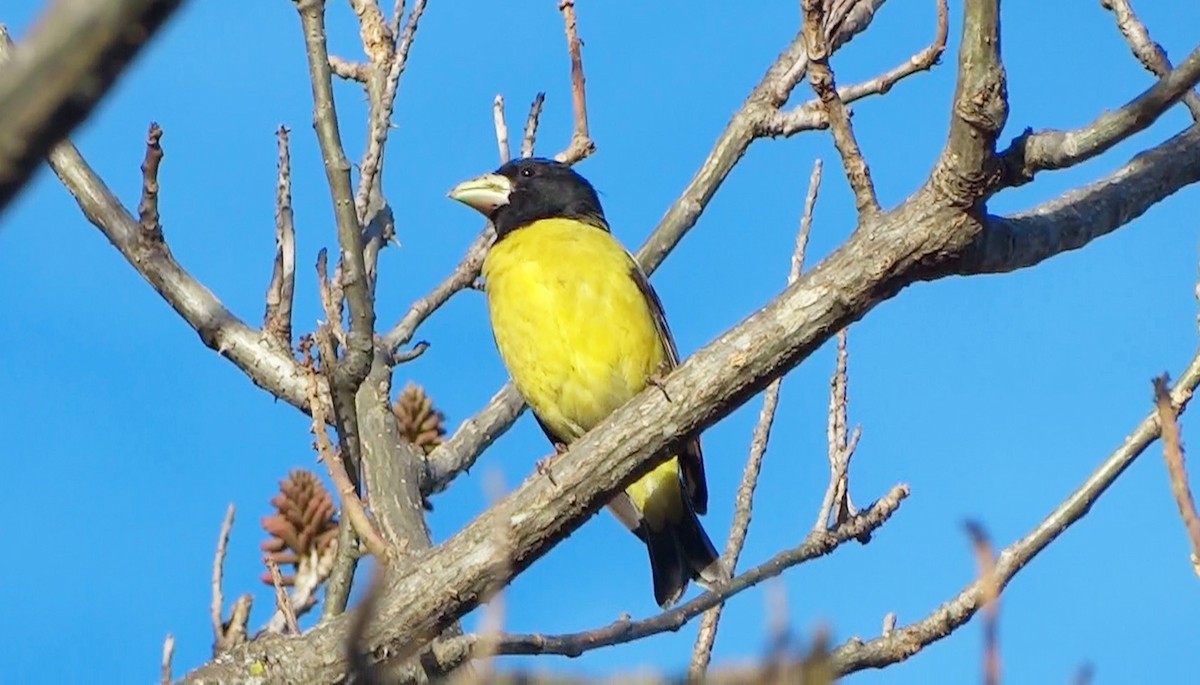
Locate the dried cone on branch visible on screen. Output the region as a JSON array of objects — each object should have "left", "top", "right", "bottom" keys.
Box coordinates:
[
  {"left": 392, "top": 382, "right": 446, "bottom": 454},
  {"left": 260, "top": 469, "right": 338, "bottom": 586}
]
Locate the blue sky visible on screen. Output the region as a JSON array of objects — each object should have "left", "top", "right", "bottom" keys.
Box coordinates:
[{"left": 3, "top": 1, "right": 1199, "bottom": 682}]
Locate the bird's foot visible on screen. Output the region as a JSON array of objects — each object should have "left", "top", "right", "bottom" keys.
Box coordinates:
[
  {"left": 646, "top": 362, "right": 672, "bottom": 403},
  {"left": 537, "top": 443, "right": 568, "bottom": 485}
]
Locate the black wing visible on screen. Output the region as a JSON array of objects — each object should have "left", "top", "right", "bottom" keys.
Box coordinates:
[{"left": 627, "top": 256, "right": 709, "bottom": 515}]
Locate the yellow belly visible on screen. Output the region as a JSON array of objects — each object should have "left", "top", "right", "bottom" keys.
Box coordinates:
[{"left": 482, "top": 218, "right": 668, "bottom": 442}]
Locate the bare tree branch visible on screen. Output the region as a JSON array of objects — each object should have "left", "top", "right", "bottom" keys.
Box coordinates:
[
  {"left": 302, "top": 334, "right": 390, "bottom": 561},
  {"left": 0, "top": 0, "right": 186, "bottom": 212},
  {"left": 930, "top": 0, "right": 1007, "bottom": 208},
  {"left": 263, "top": 546, "right": 336, "bottom": 634},
  {"left": 999, "top": 45, "right": 1200, "bottom": 186},
  {"left": 815, "top": 329, "right": 862, "bottom": 532},
  {"left": 762, "top": 0, "right": 948, "bottom": 136},
  {"left": 492, "top": 94, "right": 510, "bottom": 164},
  {"left": 1153, "top": 374, "right": 1200, "bottom": 578},
  {"left": 800, "top": 0, "right": 879, "bottom": 215},
  {"left": 160, "top": 634, "right": 174, "bottom": 685},
  {"left": 210, "top": 504, "right": 236, "bottom": 656},
  {"left": 422, "top": 384, "right": 524, "bottom": 496},
  {"left": 431, "top": 485, "right": 907, "bottom": 668},
  {"left": 961, "top": 125, "right": 1200, "bottom": 275},
  {"left": 689, "top": 158, "right": 822, "bottom": 678},
  {"left": 266, "top": 559, "right": 301, "bottom": 635},
  {"left": 137, "top": 123, "right": 164, "bottom": 237},
  {"left": 965, "top": 522, "right": 1000, "bottom": 685},
  {"left": 263, "top": 125, "right": 297, "bottom": 351},
  {"left": 328, "top": 54, "right": 368, "bottom": 82},
  {"left": 294, "top": 0, "right": 376, "bottom": 485},
  {"left": 828, "top": 350, "right": 1200, "bottom": 676},
  {"left": 43, "top": 133, "right": 330, "bottom": 415},
  {"left": 520, "top": 92, "right": 546, "bottom": 159},
  {"left": 353, "top": 0, "right": 426, "bottom": 222},
  {"left": 381, "top": 227, "right": 492, "bottom": 356},
  {"left": 1101, "top": 0, "right": 1200, "bottom": 120},
  {"left": 636, "top": 0, "right": 896, "bottom": 272},
  {"left": 553, "top": 0, "right": 595, "bottom": 164}
]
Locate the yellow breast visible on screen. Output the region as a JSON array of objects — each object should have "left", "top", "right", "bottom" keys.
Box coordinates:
[{"left": 482, "top": 218, "right": 668, "bottom": 442}]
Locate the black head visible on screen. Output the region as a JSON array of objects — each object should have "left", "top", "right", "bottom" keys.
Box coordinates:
[{"left": 448, "top": 158, "right": 607, "bottom": 239}]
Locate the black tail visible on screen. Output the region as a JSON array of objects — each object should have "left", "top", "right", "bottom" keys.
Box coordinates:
[{"left": 643, "top": 506, "right": 727, "bottom": 608}]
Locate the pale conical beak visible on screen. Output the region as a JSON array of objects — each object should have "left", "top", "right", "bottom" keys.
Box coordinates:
[{"left": 447, "top": 173, "right": 512, "bottom": 215}]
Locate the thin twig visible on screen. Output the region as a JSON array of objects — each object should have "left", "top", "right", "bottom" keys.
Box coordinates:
[
  {"left": 354, "top": 0, "right": 427, "bottom": 222},
  {"left": 689, "top": 158, "right": 822, "bottom": 678},
  {"left": 553, "top": 0, "right": 595, "bottom": 163},
  {"left": 799, "top": 0, "right": 879, "bottom": 215},
  {"left": 267, "top": 558, "right": 301, "bottom": 635},
  {"left": 1153, "top": 374, "right": 1200, "bottom": 577},
  {"left": 389, "top": 0, "right": 406, "bottom": 40},
  {"left": 382, "top": 228, "right": 493, "bottom": 354},
  {"left": 965, "top": 522, "right": 1000, "bottom": 685},
  {"left": 430, "top": 485, "right": 908, "bottom": 665},
  {"left": 1101, "top": 0, "right": 1200, "bottom": 120},
  {"left": 0, "top": 0, "right": 187, "bottom": 212},
  {"left": 210, "top": 503, "right": 235, "bottom": 655},
  {"left": 328, "top": 54, "right": 368, "bottom": 82},
  {"left": 763, "top": 0, "right": 948, "bottom": 137},
  {"left": 315, "top": 249, "right": 345, "bottom": 348},
  {"left": 264, "top": 125, "right": 296, "bottom": 350},
  {"left": 521, "top": 92, "right": 546, "bottom": 158},
  {"left": 301, "top": 335, "right": 391, "bottom": 560},
  {"left": 493, "top": 95, "right": 510, "bottom": 164},
  {"left": 265, "top": 547, "right": 337, "bottom": 633},
  {"left": 160, "top": 634, "right": 174, "bottom": 685},
  {"left": 829, "top": 349, "right": 1200, "bottom": 676},
  {"left": 137, "top": 123, "right": 164, "bottom": 239},
  {"left": 815, "top": 329, "right": 861, "bottom": 532}
]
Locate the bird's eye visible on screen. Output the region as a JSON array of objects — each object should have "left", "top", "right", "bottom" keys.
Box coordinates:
[{"left": 520, "top": 167, "right": 535, "bottom": 178}]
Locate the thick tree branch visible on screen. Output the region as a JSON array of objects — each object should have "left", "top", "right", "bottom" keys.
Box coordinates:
[
  {"left": 999, "top": 44, "right": 1200, "bottom": 185},
  {"left": 552, "top": 0, "right": 595, "bottom": 164},
  {"left": 0, "top": 0, "right": 185, "bottom": 212},
  {"left": 829, "top": 349, "right": 1200, "bottom": 676},
  {"left": 931, "top": 0, "right": 1007, "bottom": 207},
  {"left": 960, "top": 125, "right": 1200, "bottom": 275}
]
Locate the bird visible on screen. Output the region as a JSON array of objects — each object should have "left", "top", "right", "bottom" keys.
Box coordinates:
[{"left": 448, "top": 157, "right": 726, "bottom": 607}]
